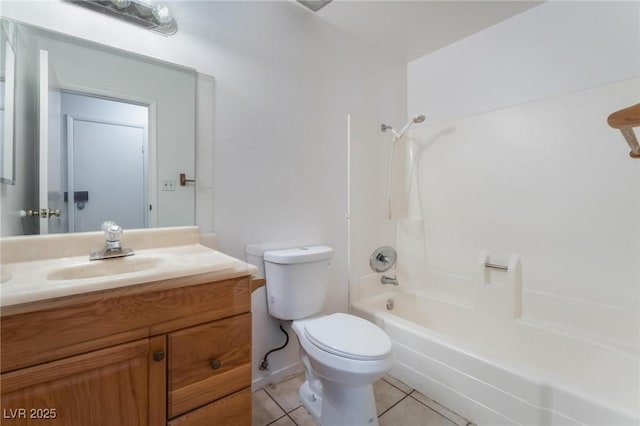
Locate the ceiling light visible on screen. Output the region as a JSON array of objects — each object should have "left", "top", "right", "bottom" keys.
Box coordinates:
[
  {"left": 68, "top": 0, "right": 178, "bottom": 36},
  {"left": 111, "top": 0, "right": 131, "bottom": 10},
  {"left": 152, "top": 3, "right": 172, "bottom": 26},
  {"left": 134, "top": 0, "right": 153, "bottom": 17}
]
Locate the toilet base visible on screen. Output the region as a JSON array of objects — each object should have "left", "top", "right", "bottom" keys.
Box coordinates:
[
  {"left": 299, "top": 380, "right": 379, "bottom": 426},
  {"left": 299, "top": 381, "right": 322, "bottom": 421}
]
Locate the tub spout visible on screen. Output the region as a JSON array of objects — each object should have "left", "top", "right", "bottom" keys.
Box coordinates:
[{"left": 381, "top": 275, "right": 399, "bottom": 286}]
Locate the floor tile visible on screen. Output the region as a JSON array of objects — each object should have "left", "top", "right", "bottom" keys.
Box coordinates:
[
  {"left": 410, "top": 391, "right": 468, "bottom": 426},
  {"left": 379, "top": 396, "right": 457, "bottom": 426},
  {"left": 267, "top": 415, "right": 296, "bottom": 426},
  {"left": 289, "top": 406, "right": 320, "bottom": 426},
  {"left": 252, "top": 389, "right": 285, "bottom": 426},
  {"left": 265, "top": 372, "right": 305, "bottom": 412},
  {"left": 374, "top": 379, "right": 407, "bottom": 415},
  {"left": 383, "top": 374, "right": 414, "bottom": 394}
]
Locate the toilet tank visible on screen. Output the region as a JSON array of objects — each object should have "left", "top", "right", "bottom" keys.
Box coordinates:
[{"left": 262, "top": 246, "right": 333, "bottom": 320}]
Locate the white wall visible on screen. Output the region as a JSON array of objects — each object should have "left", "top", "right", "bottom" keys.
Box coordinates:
[
  {"left": 2, "top": 1, "right": 406, "bottom": 386},
  {"left": 195, "top": 73, "right": 215, "bottom": 236},
  {"left": 408, "top": 1, "right": 640, "bottom": 123},
  {"left": 404, "top": 1, "right": 640, "bottom": 350}
]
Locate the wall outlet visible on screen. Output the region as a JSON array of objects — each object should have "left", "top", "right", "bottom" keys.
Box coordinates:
[{"left": 162, "top": 180, "right": 176, "bottom": 191}]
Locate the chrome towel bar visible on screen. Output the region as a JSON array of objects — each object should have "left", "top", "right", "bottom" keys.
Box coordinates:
[{"left": 484, "top": 262, "right": 508, "bottom": 271}]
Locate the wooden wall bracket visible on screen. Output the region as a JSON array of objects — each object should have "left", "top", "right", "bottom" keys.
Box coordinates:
[{"left": 607, "top": 103, "right": 640, "bottom": 159}]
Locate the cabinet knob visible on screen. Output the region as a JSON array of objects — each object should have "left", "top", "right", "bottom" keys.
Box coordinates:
[
  {"left": 153, "top": 351, "right": 165, "bottom": 362},
  {"left": 210, "top": 359, "right": 221, "bottom": 370}
]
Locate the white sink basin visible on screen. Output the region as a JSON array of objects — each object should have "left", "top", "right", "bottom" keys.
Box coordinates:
[{"left": 47, "top": 255, "right": 165, "bottom": 281}]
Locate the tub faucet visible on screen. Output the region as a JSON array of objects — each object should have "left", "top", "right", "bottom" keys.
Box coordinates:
[
  {"left": 381, "top": 275, "right": 399, "bottom": 286},
  {"left": 90, "top": 221, "right": 134, "bottom": 261}
]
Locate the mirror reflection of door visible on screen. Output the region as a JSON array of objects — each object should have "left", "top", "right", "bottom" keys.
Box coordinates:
[
  {"left": 62, "top": 93, "right": 148, "bottom": 233},
  {"left": 39, "top": 49, "right": 149, "bottom": 235}
]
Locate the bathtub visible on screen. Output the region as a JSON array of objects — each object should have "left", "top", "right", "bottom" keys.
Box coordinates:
[{"left": 351, "top": 291, "right": 639, "bottom": 425}]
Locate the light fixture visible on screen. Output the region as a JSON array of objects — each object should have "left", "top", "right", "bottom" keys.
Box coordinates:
[
  {"left": 152, "top": 3, "right": 172, "bottom": 26},
  {"left": 297, "top": 0, "right": 333, "bottom": 12},
  {"left": 68, "top": 0, "right": 178, "bottom": 36},
  {"left": 111, "top": 0, "right": 131, "bottom": 10},
  {"left": 134, "top": 0, "right": 153, "bottom": 17}
]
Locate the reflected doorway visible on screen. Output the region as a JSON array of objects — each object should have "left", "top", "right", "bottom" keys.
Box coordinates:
[{"left": 59, "top": 93, "right": 148, "bottom": 233}]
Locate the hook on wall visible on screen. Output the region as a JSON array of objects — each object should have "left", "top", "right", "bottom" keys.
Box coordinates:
[
  {"left": 179, "top": 173, "right": 195, "bottom": 186},
  {"left": 607, "top": 103, "right": 640, "bottom": 159}
]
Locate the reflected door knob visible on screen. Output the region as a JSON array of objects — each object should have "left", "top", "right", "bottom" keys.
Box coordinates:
[{"left": 24, "top": 209, "right": 61, "bottom": 218}]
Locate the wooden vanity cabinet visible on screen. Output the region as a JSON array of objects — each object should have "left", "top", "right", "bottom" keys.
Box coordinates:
[{"left": 0, "top": 275, "right": 252, "bottom": 426}]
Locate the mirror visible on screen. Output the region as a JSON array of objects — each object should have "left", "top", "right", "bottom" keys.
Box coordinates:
[
  {"left": 0, "top": 19, "right": 196, "bottom": 237},
  {"left": 0, "top": 20, "right": 16, "bottom": 185}
]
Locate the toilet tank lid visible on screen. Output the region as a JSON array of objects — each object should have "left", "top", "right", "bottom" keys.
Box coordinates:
[{"left": 264, "top": 246, "right": 333, "bottom": 264}]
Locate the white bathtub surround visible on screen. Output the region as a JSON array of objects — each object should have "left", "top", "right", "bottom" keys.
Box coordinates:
[
  {"left": 352, "top": 288, "right": 640, "bottom": 425},
  {"left": 402, "top": 0, "right": 639, "bottom": 351},
  {"left": 476, "top": 253, "right": 522, "bottom": 318},
  {"left": 398, "top": 78, "right": 640, "bottom": 353}
]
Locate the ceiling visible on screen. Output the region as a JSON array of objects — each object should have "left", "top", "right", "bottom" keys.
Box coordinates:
[{"left": 307, "top": 0, "right": 544, "bottom": 62}]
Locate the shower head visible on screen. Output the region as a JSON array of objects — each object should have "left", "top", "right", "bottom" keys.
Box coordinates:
[{"left": 397, "top": 115, "right": 427, "bottom": 137}]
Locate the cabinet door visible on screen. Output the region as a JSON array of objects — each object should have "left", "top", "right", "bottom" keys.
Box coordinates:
[{"left": 1, "top": 339, "right": 149, "bottom": 426}]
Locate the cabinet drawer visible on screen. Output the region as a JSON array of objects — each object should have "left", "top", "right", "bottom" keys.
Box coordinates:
[
  {"left": 168, "top": 313, "right": 251, "bottom": 417},
  {"left": 167, "top": 388, "right": 251, "bottom": 426}
]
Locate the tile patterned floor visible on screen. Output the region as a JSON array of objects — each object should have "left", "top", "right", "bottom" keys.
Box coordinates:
[{"left": 253, "top": 373, "right": 475, "bottom": 426}]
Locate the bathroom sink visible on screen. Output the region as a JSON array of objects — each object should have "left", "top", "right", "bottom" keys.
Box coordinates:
[
  {"left": 47, "top": 255, "right": 165, "bottom": 281},
  {"left": 1, "top": 227, "right": 256, "bottom": 308}
]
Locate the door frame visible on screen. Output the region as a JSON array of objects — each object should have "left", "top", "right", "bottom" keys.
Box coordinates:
[{"left": 58, "top": 84, "right": 157, "bottom": 230}]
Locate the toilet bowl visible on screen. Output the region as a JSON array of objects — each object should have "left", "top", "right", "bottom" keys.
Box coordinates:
[
  {"left": 293, "top": 313, "right": 394, "bottom": 426},
  {"left": 246, "top": 244, "right": 393, "bottom": 426}
]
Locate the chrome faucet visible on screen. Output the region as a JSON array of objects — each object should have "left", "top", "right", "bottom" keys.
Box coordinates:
[
  {"left": 381, "top": 275, "right": 399, "bottom": 286},
  {"left": 90, "top": 221, "right": 134, "bottom": 261}
]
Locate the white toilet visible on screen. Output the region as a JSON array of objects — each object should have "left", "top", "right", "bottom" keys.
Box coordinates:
[{"left": 247, "top": 245, "right": 393, "bottom": 426}]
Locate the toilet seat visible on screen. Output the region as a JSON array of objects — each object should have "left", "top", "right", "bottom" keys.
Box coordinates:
[{"left": 304, "top": 313, "right": 392, "bottom": 361}]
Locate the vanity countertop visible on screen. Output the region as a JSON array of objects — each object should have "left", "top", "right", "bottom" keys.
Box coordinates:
[{"left": 0, "top": 227, "right": 257, "bottom": 314}]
